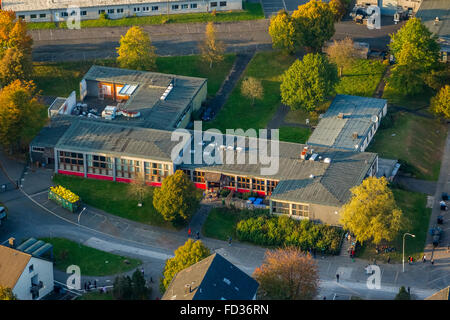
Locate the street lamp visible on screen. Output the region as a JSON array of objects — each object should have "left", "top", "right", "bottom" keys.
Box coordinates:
[
  {"left": 402, "top": 232, "right": 416, "bottom": 272},
  {"left": 77, "top": 207, "right": 87, "bottom": 225}
]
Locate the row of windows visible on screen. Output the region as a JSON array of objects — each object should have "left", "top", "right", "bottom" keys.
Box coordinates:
[
  {"left": 144, "top": 162, "right": 171, "bottom": 182},
  {"left": 272, "top": 201, "right": 310, "bottom": 218},
  {"left": 211, "top": 2, "right": 228, "bottom": 7},
  {"left": 59, "top": 152, "right": 84, "bottom": 172}
]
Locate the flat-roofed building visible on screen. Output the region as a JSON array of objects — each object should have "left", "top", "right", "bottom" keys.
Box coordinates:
[
  {"left": 1, "top": 0, "right": 242, "bottom": 22},
  {"left": 307, "top": 95, "right": 387, "bottom": 152}
]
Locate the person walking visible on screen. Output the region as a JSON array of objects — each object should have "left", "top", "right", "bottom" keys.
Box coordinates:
[
  {"left": 188, "top": 228, "right": 191, "bottom": 237},
  {"left": 196, "top": 231, "right": 200, "bottom": 239},
  {"left": 94, "top": 280, "right": 97, "bottom": 289},
  {"left": 387, "top": 256, "right": 390, "bottom": 264},
  {"left": 141, "top": 267, "right": 145, "bottom": 277},
  {"left": 336, "top": 273, "right": 340, "bottom": 283},
  {"left": 431, "top": 259, "right": 434, "bottom": 265},
  {"left": 422, "top": 254, "right": 426, "bottom": 263},
  {"left": 228, "top": 236, "right": 232, "bottom": 246}
]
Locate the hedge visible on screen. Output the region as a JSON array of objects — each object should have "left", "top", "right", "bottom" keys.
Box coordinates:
[{"left": 236, "top": 215, "right": 343, "bottom": 255}]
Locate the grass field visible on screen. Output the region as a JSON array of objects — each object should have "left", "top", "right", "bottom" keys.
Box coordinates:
[
  {"left": 204, "top": 51, "right": 296, "bottom": 132},
  {"left": 52, "top": 174, "right": 175, "bottom": 229},
  {"left": 78, "top": 291, "right": 114, "bottom": 300},
  {"left": 40, "top": 237, "right": 141, "bottom": 276},
  {"left": 33, "top": 54, "right": 236, "bottom": 99},
  {"left": 202, "top": 207, "right": 240, "bottom": 241},
  {"left": 278, "top": 126, "right": 312, "bottom": 144},
  {"left": 367, "top": 111, "right": 447, "bottom": 181},
  {"left": 27, "top": 3, "right": 264, "bottom": 30},
  {"left": 335, "top": 59, "right": 386, "bottom": 97},
  {"left": 357, "top": 189, "right": 432, "bottom": 263}
]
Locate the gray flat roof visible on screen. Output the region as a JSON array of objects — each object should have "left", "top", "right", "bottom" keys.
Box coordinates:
[
  {"left": 307, "top": 95, "right": 387, "bottom": 151},
  {"left": 1, "top": 0, "right": 164, "bottom": 12},
  {"left": 55, "top": 119, "right": 184, "bottom": 162},
  {"left": 416, "top": 0, "right": 450, "bottom": 40},
  {"left": 83, "top": 65, "right": 207, "bottom": 130},
  {"left": 31, "top": 116, "right": 76, "bottom": 148}
]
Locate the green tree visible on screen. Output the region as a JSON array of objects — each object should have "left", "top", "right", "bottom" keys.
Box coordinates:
[
  {"left": 292, "top": 0, "right": 335, "bottom": 52},
  {"left": 160, "top": 239, "right": 210, "bottom": 292},
  {"left": 395, "top": 286, "right": 411, "bottom": 300},
  {"left": 340, "top": 177, "right": 405, "bottom": 245},
  {"left": 430, "top": 85, "right": 450, "bottom": 119},
  {"left": 117, "top": 26, "right": 157, "bottom": 71},
  {"left": 329, "top": 0, "right": 347, "bottom": 21},
  {"left": 199, "top": 22, "right": 225, "bottom": 68},
  {"left": 0, "top": 80, "right": 47, "bottom": 153},
  {"left": 241, "top": 77, "right": 264, "bottom": 106},
  {"left": 387, "top": 18, "right": 440, "bottom": 95},
  {"left": 131, "top": 269, "right": 150, "bottom": 300},
  {"left": 268, "top": 10, "right": 296, "bottom": 54},
  {"left": 0, "top": 10, "right": 33, "bottom": 86},
  {"left": 253, "top": 248, "right": 319, "bottom": 300},
  {"left": 0, "top": 286, "right": 16, "bottom": 300},
  {"left": 424, "top": 63, "right": 450, "bottom": 91},
  {"left": 153, "top": 170, "right": 201, "bottom": 225},
  {"left": 112, "top": 275, "right": 133, "bottom": 300},
  {"left": 280, "top": 53, "right": 338, "bottom": 111}
]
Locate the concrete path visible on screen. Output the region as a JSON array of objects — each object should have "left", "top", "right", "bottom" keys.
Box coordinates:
[{"left": 394, "top": 176, "right": 437, "bottom": 196}]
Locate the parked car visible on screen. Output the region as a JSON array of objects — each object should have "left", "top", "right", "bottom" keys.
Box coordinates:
[
  {"left": 430, "top": 226, "right": 443, "bottom": 247},
  {"left": 0, "top": 204, "right": 7, "bottom": 226},
  {"left": 437, "top": 215, "right": 444, "bottom": 224},
  {"left": 202, "top": 108, "right": 214, "bottom": 121},
  {"left": 440, "top": 201, "right": 448, "bottom": 211},
  {"left": 442, "top": 192, "right": 449, "bottom": 201}
]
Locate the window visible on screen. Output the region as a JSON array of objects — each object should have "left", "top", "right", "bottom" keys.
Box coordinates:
[
  {"left": 181, "top": 4, "right": 188, "bottom": 9},
  {"left": 81, "top": 11, "right": 87, "bottom": 16},
  {"left": 117, "top": 8, "right": 124, "bottom": 13},
  {"left": 115, "top": 158, "right": 141, "bottom": 179},
  {"left": 143, "top": 6, "right": 150, "bottom": 12},
  {"left": 237, "top": 177, "right": 250, "bottom": 189},
  {"left": 152, "top": 6, "right": 159, "bottom": 11},
  {"left": 267, "top": 180, "right": 278, "bottom": 193},
  {"left": 61, "top": 12, "right": 68, "bottom": 17},
  {"left": 30, "top": 14, "right": 37, "bottom": 19},
  {"left": 108, "top": 9, "right": 115, "bottom": 14},
  {"left": 32, "top": 146, "right": 45, "bottom": 153},
  {"left": 87, "top": 154, "right": 112, "bottom": 176},
  {"left": 134, "top": 7, "right": 141, "bottom": 12},
  {"left": 40, "top": 14, "right": 46, "bottom": 18},
  {"left": 18, "top": 15, "right": 25, "bottom": 19},
  {"left": 172, "top": 4, "right": 179, "bottom": 10},
  {"left": 193, "top": 171, "right": 205, "bottom": 183},
  {"left": 220, "top": 1, "right": 227, "bottom": 6},
  {"left": 144, "top": 162, "right": 171, "bottom": 182},
  {"left": 252, "top": 178, "right": 265, "bottom": 192},
  {"left": 98, "top": 9, "right": 106, "bottom": 14},
  {"left": 211, "top": 2, "right": 218, "bottom": 7},
  {"left": 272, "top": 201, "right": 289, "bottom": 215},
  {"left": 292, "top": 203, "right": 309, "bottom": 218},
  {"left": 190, "top": 3, "right": 198, "bottom": 8},
  {"left": 29, "top": 265, "right": 34, "bottom": 273},
  {"left": 59, "top": 151, "right": 84, "bottom": 172}
]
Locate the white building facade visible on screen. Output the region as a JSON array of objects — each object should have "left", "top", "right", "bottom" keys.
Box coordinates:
[
  {"left": 13, "top": 256, "right": 54, "bottom": 300},
  {"left": 1, "top": 0, "right": 243, "bottom": 23}
]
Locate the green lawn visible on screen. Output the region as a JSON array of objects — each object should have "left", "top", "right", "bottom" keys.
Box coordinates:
[
  {"left": 382, "top": 84, "right": 435, "bottom": 111},
  {"left": 335, "top": 59, "right": 387, "bottom": 97},
  {"left": 202, "top": 207, "right": 240, "bottom": 241},
  {"left": 33, "top": 54, "right": 236, "bottom": 99},
  {"left": 204, "top": 51, "right": 296, "bottom": 132},
  {"left": 52, "top": 174, "right": 175, "bottom": 229},
  {"left": 27, "top": 3, "right": 264, "bottom": 30},
  {"left": 278, "top": 126, "right": 312, "bottom": 144},
  {"left": 78, "top": 291, "right": 114, "bottom": 300},
  {"left": 357, "top": 189, "right": 432, "bottom": 263},
  {"left": 367, "top": 111, "right": 447, "bottom": 181},
  {"left": 40, "top": 237, "right": 141, "bottom": 276}
]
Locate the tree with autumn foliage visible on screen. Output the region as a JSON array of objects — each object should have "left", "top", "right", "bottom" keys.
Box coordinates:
[
  {"left": 160, "top": 239, "right": 210, "bottom": 292},
  {"left": 268, "top": 10, "right": 296, "bottom": 54},
  {"left": 325, "top": 37, "right": 360, "bottom": 77},
  {"left": 0, "top": 10, "right": 33, "bottom": 86},
  {"left": 116, "top": 26, "right": 157, "bottom": 71},
  {"left": 128, "top": 172, "right": 150, "bottom": 206},
  {"left": 430, "top": 85, "right": 449, "bottom": 119},
  {"left": 329, "top": 0, "right": 347, "bottom": 21},
  {"left": 199, "top": 22, "right": 225, "bottom": 68},
  {"left": 0, "top": 80, "right": 47, "bottom": 153},
  {"left": 153, "top": 170, "right": 201, "bottom": 225},
  {"left": 241, "top": 77, "right": 264, "bottom": 106},
  {"left": 340, "top": 177, "right": 406, "bottom": 245},
  {"left": 292, "top": 0, "right": 335, "bottom": 53},
  {"left": 0, "top": 286, "right": 17, "bottom": 300},
  {"left": 253, "top": 247, "right": 319, "bottom": 300}
]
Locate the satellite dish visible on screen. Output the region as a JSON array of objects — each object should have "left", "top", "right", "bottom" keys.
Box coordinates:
[{"left": 371, "top": 115, "right": 379, "bottom": 123}]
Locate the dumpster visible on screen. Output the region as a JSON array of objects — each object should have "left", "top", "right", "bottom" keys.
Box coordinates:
[{"left": 48, "top": 186, "right": 81, "bottom": 213}]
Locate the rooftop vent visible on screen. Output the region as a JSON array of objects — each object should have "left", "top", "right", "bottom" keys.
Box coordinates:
[
  {"left": 352, "top": 132, "right": 358, "bottom": 139},
  {"left": 338, "top": 113, "right": 344, "bottom": 119},
  {"left": 223, "top": 278, "right": 231, "bottom": 285},
  {"left": 324, "top": 158, "right": 331, "bottom": 164},
  {"left": 160, "top": 83, "right": 174, "bottom": 100},
  {"left": 309, "top": 153, "right": 318, "bottom": 161},
  {"left": 309, "top": 174, "right": 315, "bottom": 179}
]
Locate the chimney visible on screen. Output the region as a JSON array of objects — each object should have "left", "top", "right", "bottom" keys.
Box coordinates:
[
  {"left": 8, "top": 237, "right": 15, "bottom": 248},
  {"left": 338, "top": 113, "right": 344, "bottom": 119},
  {"left": 352, "top": 132, "right": 358, "bottom": 139}
]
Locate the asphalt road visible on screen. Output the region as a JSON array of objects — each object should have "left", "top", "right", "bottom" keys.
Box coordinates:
[{"left": 31, "top": 18, "right": 403, "bottom": 62}]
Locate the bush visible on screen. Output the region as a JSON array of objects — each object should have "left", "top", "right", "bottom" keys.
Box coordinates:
[
  {"left": 236, "top": 215, "right": 343, "bottom": 254},
  {"left": 99, "top": 12, "right": 109, "bottom": 20},
  {"left": 220, "top": 188, "right": 231, "bottom": 198}
]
